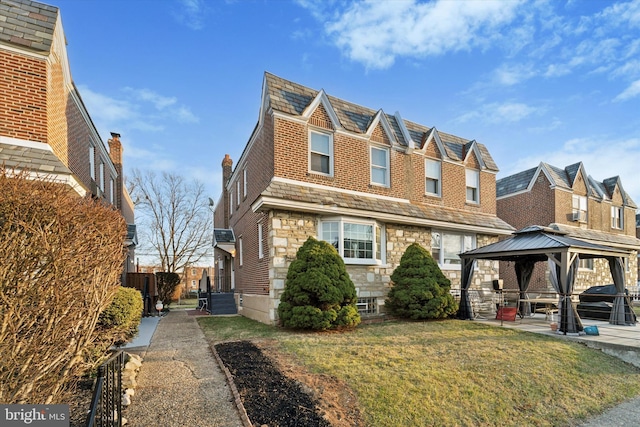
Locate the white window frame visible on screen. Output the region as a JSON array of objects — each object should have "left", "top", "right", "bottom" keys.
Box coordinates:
[
  {"left": 109, "top": 178, "right": 114, "bottom": 204},
  {"left": 258, "top": 223, "right": 264, "bottom": 259},
  {"left": 465, "top": 169, "right": 479, "bottom": 204},
  {"left": 318, "top": 217, "right": 385, "bottom": 265},
  {"left": 243, "top": 168, "right": 247, "bottom": 197},
  {"left": 425, "top": 158, "right": 441, "bottom": 197},
  {"left": 572, "top": 195, "right": 587, "bottom": 222},
  {"left": 370, "top": 146, "right": 390, "bottom": 187},
  {"left": 431, "top": 230, "right": 476, "bottom": 270},
  {"left": 229, "top": 190, "right": 233, "bottom": 215},
  {"left": 309, "top": 130, "right": 333, "bottom": 176},
  {"left": 238, "top": 237, "right": 243, "bottom": 266},
  {"left": 89, "top": 145, "right": 95, "bottom": 180},
  {"left": 578, "top": 258, "right": 594, "bottom": 270},
  {"left": 236, "top": 180, "right": 241, "bottom": 205},
  {"left": 99, "top": 162, "right": 105, "bottom": 191},
  {"left": 611, "top": 206, "right": 623, "bottom": 229}
]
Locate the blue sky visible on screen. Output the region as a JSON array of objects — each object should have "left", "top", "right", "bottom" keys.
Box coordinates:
[{"left": 53, "top": 0, "right": 640, "bottom": 206}]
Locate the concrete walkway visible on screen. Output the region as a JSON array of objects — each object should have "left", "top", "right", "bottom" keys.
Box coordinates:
[{"left": 122, "top": 310, "right": 243, "bottom": 427}]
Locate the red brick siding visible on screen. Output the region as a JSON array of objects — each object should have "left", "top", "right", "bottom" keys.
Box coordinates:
[
  {"left": 224, "top": 110, "right": 276, "bottom": 295},
  {"left": 272, "top": 110, "right": 498, "bottom": 215},
  {"left": 0, "top": 49, "right": 48, "bottom": 143},
  {"left": 232, "top": 209, "right": 270, "bottom": 295}
]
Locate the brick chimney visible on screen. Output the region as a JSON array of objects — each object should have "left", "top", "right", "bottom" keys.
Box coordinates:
[
  {"left": 222, "top": 154, "right": 233, "bottom": 228},
  {"left": 108, "top": 132, "right": 123, "bottom": 210}
]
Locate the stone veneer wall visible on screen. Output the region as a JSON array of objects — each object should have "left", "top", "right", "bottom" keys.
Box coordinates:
[{"left": 261, "top": 210, "right": 502, "bottom": 324}]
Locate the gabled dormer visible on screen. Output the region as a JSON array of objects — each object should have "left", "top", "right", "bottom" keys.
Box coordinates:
[
  {"left": 462, "top": 140, "right": 486, "bottom": 171},
  {"left": 366, "top": 110, "right": 399, "bottom": 148},
  {"left": 302, "top": 89, "right": 342, "bottom": 131},
  {"left": 418, "top": 127, "right": 448, "bottom": 159}
]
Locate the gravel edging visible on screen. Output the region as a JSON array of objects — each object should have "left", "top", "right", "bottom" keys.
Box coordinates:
[{"left": 209, "top": 342, "right": 253, "bottom": 427}]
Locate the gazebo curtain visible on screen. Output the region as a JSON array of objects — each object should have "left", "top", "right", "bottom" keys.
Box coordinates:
[
  {"left": 548, "top": 254, "right": 583, "bottom": 334},
  {"left": 516, "top": 260, "right": 535, "bottom": 317},
  {"left": 457, "top": 258, "right": 476, "bottom": 320},
  {"left": 607, "top": 257, "right": 637, "bottom": 326}
]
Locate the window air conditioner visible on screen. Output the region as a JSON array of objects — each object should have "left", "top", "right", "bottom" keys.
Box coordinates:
[{"left": 572, "top": 211, "right": 586, "bottom": 222}]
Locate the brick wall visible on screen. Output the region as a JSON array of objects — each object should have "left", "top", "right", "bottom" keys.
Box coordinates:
[
  {"left": 0, "top": 49, "right": 47, "bottom": 143},
  {"left": 271, "top": 111, "right": 497, "bottom": 214}
]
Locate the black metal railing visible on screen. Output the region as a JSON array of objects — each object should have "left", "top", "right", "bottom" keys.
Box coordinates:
[{"left": 85, "top": 350, "right": 124, "bottom": 427}]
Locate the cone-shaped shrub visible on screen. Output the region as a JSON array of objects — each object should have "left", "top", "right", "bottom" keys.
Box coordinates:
[
  {"left": 278, "top": 237, "right": 360, "bottom": 330},
  {"left": 386, "top": 242, "right": 458, "bottom": 319}
]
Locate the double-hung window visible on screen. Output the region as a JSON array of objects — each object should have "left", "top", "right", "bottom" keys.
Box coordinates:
[
  {"left": 579, "top": 258, "right": 594, "bottom": 270},
  {"left": 309, "top": 130, "right": 333, "bottom": 176},
  {"left": 89, "top": 146, "right": 95, "bottom": 180},
  {"left": 425, "top": 159, "right": 441, "bottom": 196},
  {"left": 319, "top": 218, "right": 385, "bottom": 264},
  {"left": 431, "top": 231, "right": 475, "bottom": 268},
  {"left": 572, "top": 195, "right": 587, "bottom": 222},
  {"left": 370, "top": 146, "right": 389, "bottom": 186},
  {"left": 611, "top": 206, "right": 623, "bottom": 229},
  {"left": 466, "top": 169, "right": 479, "bottom": 203}
]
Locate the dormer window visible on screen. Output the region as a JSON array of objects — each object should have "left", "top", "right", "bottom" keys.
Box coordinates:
[
  {"left": 611, "top": 206, "right": 623, "bottom": 229},
  {"left": 309, "top": 130, "right": 333, "bottom": 176},
  {"left": 465, "top": 169, "right": 479, "bottom": 203},
  {"left": 370, "top": 146, "right": 389, "bottom": 186},
  {"left": 425, "top": 159, "right": 441, "bottom": 196},
  {"left": 572, "top": 195, "right": 587, "bottom": 222}
]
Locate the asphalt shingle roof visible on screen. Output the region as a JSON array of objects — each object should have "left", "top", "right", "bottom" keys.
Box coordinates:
[
  {"left": 0, "top": 142, "right": 71, "bottom": 174},
  {"left": 260, "top": 180, "right": 514, "bottom": 232},
  {"left": 263, "top": 72, "right": 499, "bottom": 171},
  {"left": 0, "top": 0, "right": 58, "bottom": 53},
  {"left": 497, "top": 162, "right": 637, "bottom": 208}
]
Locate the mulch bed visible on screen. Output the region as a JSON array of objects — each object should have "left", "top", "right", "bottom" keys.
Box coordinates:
[{"left": 216, "top": 341, "right": 331, "bottom": 427}]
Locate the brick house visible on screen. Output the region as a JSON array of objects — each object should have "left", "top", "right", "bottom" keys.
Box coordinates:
[
  {"left": 496, "top": 162, "right": 640, "bottom": 293},
  {"left": 213, "top": 72, "right": 514, "bottom": 324},
  {"left": 0, "top": 0, "right": 137, "bottom": 273}
]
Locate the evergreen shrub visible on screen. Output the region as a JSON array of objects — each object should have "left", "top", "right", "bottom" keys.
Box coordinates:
[
  {"left": 386, "top": 242, "right": 458, "bottom": 319},
  {"left": 97, "top": 286, "right": 143, "bottom": 345},
  {"left": 155, "top": 272, "right": 181, "bottom": 308},
  {"left": 278, "top": 237, "right": 360, "bottom": 330}
]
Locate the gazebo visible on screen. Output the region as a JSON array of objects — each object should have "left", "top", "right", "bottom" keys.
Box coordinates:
[{"left": 458, "top": 225, "right": 637, "bottom": 334}]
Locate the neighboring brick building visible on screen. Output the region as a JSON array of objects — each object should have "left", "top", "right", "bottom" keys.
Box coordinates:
[
  {"left": 0, "top": 0, "right": 136, "bottom": 273},
  {"left": 213, "top": 72, "right": 514, "bottom": 324},
  {"left": 497, "top": 162, "right": 640, "bottom": 293}
]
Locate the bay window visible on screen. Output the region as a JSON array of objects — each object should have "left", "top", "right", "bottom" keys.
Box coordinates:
[{"left": 319, "top": 218, "right": 385, "bottom": 264}]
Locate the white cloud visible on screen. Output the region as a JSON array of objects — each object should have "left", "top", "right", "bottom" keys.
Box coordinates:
[
  {"left": 124, "top": 88, "right": 177, "bottom": 110},
  {"left": 503, "top": 136, "right": 640, "bottom": 204},
  {"left": 174, "top": 0, "right": 207, "bottom": 30},
  {"left": 494, "top": 63, "right": 536, "bottom": 86},
  {"left": 455, "top": 102, "right": 540, "bottom": 125},
  {"left": 323, "top": 0, "right": 523, "bottom": 69},
  {"left": 613, "top": 79, "right": 640, "bottom": 101}
]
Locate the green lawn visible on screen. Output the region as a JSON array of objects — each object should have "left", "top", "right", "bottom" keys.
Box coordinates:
[
  {"left": 199, "top": 317, "right": 640, "bottom": 427},
  {"left": 169, "top": 297, "right": 199, "bottom": 309}
]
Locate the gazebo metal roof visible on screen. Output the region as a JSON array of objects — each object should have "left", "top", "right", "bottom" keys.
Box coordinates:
[{"left": 460, "top": 225, "right": 631, "bottom": 262}]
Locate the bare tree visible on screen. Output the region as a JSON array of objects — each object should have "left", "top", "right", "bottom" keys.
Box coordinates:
[{"left": 128, "top": 169, "right": 211, "bottom": 274}]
